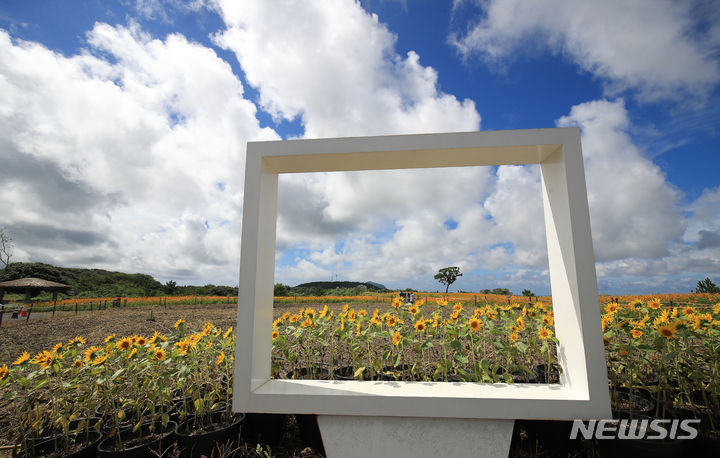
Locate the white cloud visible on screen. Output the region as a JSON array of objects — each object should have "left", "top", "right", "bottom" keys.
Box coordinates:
[
  {"left": 450, "top": 0, "right": 720, "bottom": 103},
  {"left": 211, "top": 0, "right": 480, "bottom": 137},
  {"left": 557, "top": 99, "right": 687, "bottom": 261},
  {"left": 0, "top": 24, "right": 277, "bottom": 284}
]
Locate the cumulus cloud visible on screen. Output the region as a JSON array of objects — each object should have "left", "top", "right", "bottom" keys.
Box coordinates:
[
  {"left": 556, "top": 99, "right": 686, "bottom": 261},
  {"left": 211, "top": 0, "right": 480, "bottom": 137},
  {"left": 450, "top": 0, "right": 720, "bottom": 103},
  {"left": 0, "top": 24, "right": 277, "bottom": 284}
]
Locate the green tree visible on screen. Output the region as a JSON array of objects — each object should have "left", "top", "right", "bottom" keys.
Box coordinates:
[
  {"left": 434, "top": 266, "right": 462, "bottom": 294},
  {"left": 522, "top": 289, "right": 535, "bottom": 297},
  {"left": 696, "top": 277, "right": 720, "bottom": 294},
  {"left": 164, "top": 280, "right": 177, "bottom": 294},
  {"left": 274, "top": 283, "right": 290, "bottom": 296}
]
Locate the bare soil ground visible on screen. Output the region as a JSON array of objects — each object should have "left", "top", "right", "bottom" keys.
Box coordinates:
[{"left": 0, "top": 302, "right": 387, "bottom": 366}]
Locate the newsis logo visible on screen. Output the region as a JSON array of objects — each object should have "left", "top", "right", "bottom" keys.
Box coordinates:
[{"left": 570, "top": 419, "right": 701, "bottom": 440}]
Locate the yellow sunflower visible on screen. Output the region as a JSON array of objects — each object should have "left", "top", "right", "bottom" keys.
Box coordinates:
[
  {"left": 216, "top": 353, "right": 225, "bottom": 365},
  {"left": 468, "top": 318, "right": 483, "bottom": 332},
  {"left": 392, "top": 331, "right": 402, "bottom": 346},
  {"left": 538, "top": 328, "right": 552, "bottom": 339},
  {"left": 173, "top": 319, "right": 186, "bottom": 328},
  {"left": 414, "top": 320, "right": 426, "bottom": 332},
  {"left": 154, "top": 349, "right": 167, "bottom": 361},
  {"left": 630, "top": 329, "right": 643, "bottom": 339},
  {"left": 0, "top": 364, "right": 8, "bottom": 380},
  {"left": 13, "top": 351, "right": 30, "bottom": 366},
  {"left": 83, "top": 346, "right": 103, "bottom": 362},
  {"left": 116, "top": 338, "right": 132, "bottom": 351},
  {"left": 657, "top": 324, "right": 677, "bottom": 339},
  {"left": 32, "top": 351, "right": 54, "bottom": 369},
  {"left": 509, "top": 333, "right": 519, "bottom": 342},
  {"left": 272, "top": 330, "right": 280, "bottom": 340},
  {"left": 91, "top": 355, "right": 108, "bottom": 366}
]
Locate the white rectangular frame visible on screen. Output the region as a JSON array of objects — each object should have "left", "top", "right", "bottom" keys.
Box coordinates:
[{"left": 234, "top": 127, "right": 611, "bottom": 420}]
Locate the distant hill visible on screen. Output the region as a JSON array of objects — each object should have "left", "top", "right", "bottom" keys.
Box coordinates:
[
  {"left": 294, "top": 281, "right": 386, "bottom": 291},
  {"left": 0, "top": 262, "right": 237, "bottom": 298}
]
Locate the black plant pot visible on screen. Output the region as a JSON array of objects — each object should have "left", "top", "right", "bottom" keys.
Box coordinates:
[
  {"left": 286, "top": 366, "right": 329, "bottom": 380},
  {"left": 534, "top": 363, "right": 561, "bottom": 384},
  {"left": 331, "top": 366, "right": 356, "bottom": 380},
  {"left": 96, "top": 420, "right": 176, "bottom": 458},
  {"left": 612, "top": 388, "right": 656, "bottom": 418},
  {"left": 295, "top": 414, "right": 325, "bottom": 455},
  {"left": 175, "top": 411, "right": 245, "bottom": 458},
  {"left": 13, "top": 430, "right": 103, "bottom": 458},
  {"left": 22, "top": 417, "right": 103, "bottom": 449},
  {"left": 242, "top": 413, "right": 286, "bottom": 445},
  {"left": 379, "top": 364, "right": 413, "bottom": 381}
]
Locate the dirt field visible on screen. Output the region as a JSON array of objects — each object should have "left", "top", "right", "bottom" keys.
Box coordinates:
[{"left": 0, "top": 302, "right": 388, "bottom": 365}]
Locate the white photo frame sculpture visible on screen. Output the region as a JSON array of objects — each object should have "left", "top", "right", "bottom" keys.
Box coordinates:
[{"left": 234, "top": 127, "right": 611, "bottom": 420}]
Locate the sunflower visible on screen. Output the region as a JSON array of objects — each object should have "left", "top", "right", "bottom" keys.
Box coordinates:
[
  {"left": 116, "top": 338, "right": 133, "bottom": 351},
  {"left": 67, "top": 336, "right": 86, "bottom": 346},
  {"left": 32, "top": 351, "right": 54, "bottom": 369},
  {"left": 435, "top": 298, "right": 448, "bottom": 307},
  {"left": 605, "top": 304, "right": 619, "bottom": 314},
  {"left": 682, "top": 306, "right": 695, "bottom": 316},
  {"left": 104, "top": 333, "right": 116, "bottom": 343},
  {"left": 319, "top": 305, "right": 329, "bottom": 318},
  {"left": 630, "top": 329, "right": 643, "bottom": 339},
  {"left": 408, "top": 305, "right": 419, "bottom": 315},
  {"left": 134, "top": 336, "right": 148, "bottom": 346},
  {"left": 127, "top": 348, "right": 137, "bottom": 359},
  {"left": 542, "top": 314, "right": 554, "bottom": 326},
  {"left": 173, "top": 319, "right": 186, "bottom": 328},
  {"left": 175, "top": 340, "right": 190, "bottom": 355},
  {"left": 657, "top": 324, "right": 677, "bottom": 339},
  {"left": 0, "top": 364, "right": 8, "bottom": 380},
  {"left": 392, "top": 331, "right": 402, "bottom": 346},
  {"left": 13, "top": 351, "right": 30, "bottom": 366},
  {"left": 216, "top": 353, "right": 225, "bottom": 365},
  {"left": 305, "top": 308, "right": 316, "bottom": 319},
  {"left": 647, "top": 298, "right": 662, "bottom": 310},
  {"left": 509, "top": 333, "right": 519, "bottom": 342},
  {"left": 223, "top": 327, "right": 234, "bottom": 339},
  {"left": 348, "top": 310, "right": 357, "bottom": 322},
  {"left": 301, "top": 318, "right": 313, "bottom": 328},
  {"left": 538, "top": 328, "right": 552, "bottom": 340},
  {"left": 282, "top": 311, "right": 291, "bottom": 320},
  {"left": 468, "top": 318, "right": 483, "bottom": 332},
  {"left": 392, "top": 298, "right": 403, "bottom": 308},
  {"left": 449, "top": 310, "right": 460, "bottom": 322},
  {"left": 91, "top": 355, "right": 108, "bottom": 366},
  {"left": 83, "top": 346, "right": 103, "bottom": 362},
  {"left": 414, "top": 320, "right": 426, "bottom": 332},
  {"left": 453, "top": 303, "right": 463, "bottom": 312},
  {"left": 356, "top": 322, "right": 362, "bottom": 336},
  {"left": 272, "top": 330, "right": 280, "bottom": 340},
  {"left": 516, "top": 317, "right": 525, "bottom": 330},
  {"left": 73, "top": 359, "right": 84, "bottom": 368},
  {"left": 289, "top": 314, "right": 299, "bottom": 323},
  {"left": 154, "top": 349, "right": 167, "bottom": 361},
  {"left": 339, "top": 316, "right": 345, "bottom": 331},
  {"left": 51, "top": 342, "right": 63, "bottom": 354},
  {"left": 386, "top": 315, "right": 399, "bottom": 327}
]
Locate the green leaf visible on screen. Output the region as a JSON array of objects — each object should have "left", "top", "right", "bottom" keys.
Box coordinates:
[{"left": 354, "top": 367, "right": 366, "bottom": 378}]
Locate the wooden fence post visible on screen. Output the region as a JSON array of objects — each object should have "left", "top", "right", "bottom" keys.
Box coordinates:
[
  {"left": 90, "top": 302, "right": 93, "bottom": 313},
  {"left": 26, "top": 304, "right": 33, "bottom": 322},
  {"left": 75, "top": 302, "right": 78, "bottom": 315},
  {"left": 53, "top": 302, "right": 56, "bottom": 317}
]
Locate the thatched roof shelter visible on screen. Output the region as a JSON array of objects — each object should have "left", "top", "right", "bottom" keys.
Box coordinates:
[{"left": 0, "top": 277, "right": 71, "bottom": 303}]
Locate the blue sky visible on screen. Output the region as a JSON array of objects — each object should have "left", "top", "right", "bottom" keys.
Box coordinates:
[{"left": 1, "top": 0, "right": 719, "bottom": 295}]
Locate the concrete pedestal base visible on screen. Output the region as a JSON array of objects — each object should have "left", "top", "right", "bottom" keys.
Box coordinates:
[{"left": 317, "top": 415, "right": 514, "bottom": 458}]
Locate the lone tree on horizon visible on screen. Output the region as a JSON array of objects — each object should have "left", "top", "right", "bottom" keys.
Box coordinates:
[
  {"left": 696, "top": 277, "right": 720, "bottom": 294},
  {"left": 434, "top": 266, "right": 462, "bottom": 295}
]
